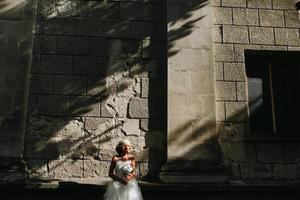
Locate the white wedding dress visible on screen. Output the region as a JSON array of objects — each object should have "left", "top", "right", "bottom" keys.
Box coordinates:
[{"left": 103, "top": 160, "right": 143, "bottom": 200}]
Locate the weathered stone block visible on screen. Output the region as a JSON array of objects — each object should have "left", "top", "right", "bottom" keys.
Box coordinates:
[
  {"left": 83, "top": 160, "right": 110, "bottom": 178},
  {"left": 104, "top": 20, "right": 131, "bottom": 38},
  {"left": 26, "top": 138, "right": 59, "bottom": 159},
  {"left": 223, "top": 25, "right": 249, "bottom": 44},
  {"left": 249, "top": 27, "right": 274, "bottom": 45},
  {"left": 57, "top": 36, "right": 89, "bottom": 55},
  {"left": 214, "top": 44, "right": 234, "bottom": 62},
  {"left": 224, "top": 63, "right": 246, "bottom": 81},
  {"left": 212, "top": 0, "right": 221, "bottom": 6},
  {"left": 215, "top": 81, "right": 236, "bottom": 101},
  {"left": 285, "top": 11, "right": 300, "bottom": 28},
  {"left": 240, "top": 163, "right": 272, "bottom": 179},
  {"left": 70, "top": 96, "right": 101, "bottom": 117},
  {"left": 128, "top": 98, "right": 149, "bottom": 118},
  {"left": 101, "top": 97, "right": 129, "bottom": 118},
  {"left": 247, "top": 0, "right": 272, "bottom": 9},
  {"left": 54, "top": 75, "right": 86, "bottom": 95},
  {"left": 256, "top": 143, "right": 284, "bottom": 163},
  {"left": 140, "top": 119, "right": 149, "bottom": 131},
  {"left": 44, "top": 18, "right": 75, "bottom": 35},
  {"left": 84, "top": 117, "right": 110, "bottom": 131},
  {"left": 91, "top": 2, "right": 119, "bottom": 20},
  {"left": 141, "top": 78, "right": 149, "bottom": 98},
  {"left": 233, "top": 8, "right": 259, "bottom": 25},
  {"left": 120, "top": 2, "right": 143, "bottom": 20},
  {"left": 75, "top": 19, "right": 103, "bottom": 37},
  {"left": 275, "top": 28, "right": 300, "bottom": 46},
  {"left": 38, "top": 95, "right": 70, "bottom": 116},
  {"left": 237, "top": 82, "right": 247, "bottom": 101},
  {"left": 283, "top": 142, "right": 300, "bottom": 162},
  {"left": 122, "top": 119, "right": 140, "bottom": 136},
  {"left": 213, "top": 7, "right": 232, "bottom": 24},
  {"left": 230, "top": 163, "right": 241, "bottom": 179},
  {"left": 225, "top": 102, "right": 248, "bottom": 122},
  {"left": 73, "top": 56, "right": 102, "bottom": 75},
  {"left": 272, "top": 0, "right": 295, "bottom": 10},
  {"left": 89, "top": 38, "right": 109, "bottom": 56},
  {"left": 220, "top": 142, "right": 246, "bottom": 162},
  {"left": 98, "top": 148, "right": 115, "bottom": 161},
  {"left": 222, "top": 0, "right": 246, "bottom": 7},
  {"left": 41, "top": 55, "right": 73, "bottom": 74},
  {"left": 144, "top": 3, "right": 166, "bottom": 21},
  {"left": 273, "top": 164, "right": 298, "bottom": 180},
  {"left": 259, "top": 10, "right": 285, "bottom": 27},
  {"left": 30, "top": 74, "right": 53, "bottom": 94},
  {"left": 36, "top": 35, "right": 56, "bottom": 54},
  {"left": 232, "top": 8, "right": 246, "bottom": 25},
  {"left": 87, "top": 77, "right": 107, "bottom": 97},
  {"left": 49, "top": 160, "right": 83, "bottom": 178}
]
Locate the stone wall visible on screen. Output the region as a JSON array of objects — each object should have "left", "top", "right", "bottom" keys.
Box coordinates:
[
  {"left": 25, "top": 0, "right": 167, "bottom": 180},
  {"left": 213, "top": 0, "right": 300, "bottom": 180},
  {"left": 0, "top": 0, "right": 37, "bottom": 176}
]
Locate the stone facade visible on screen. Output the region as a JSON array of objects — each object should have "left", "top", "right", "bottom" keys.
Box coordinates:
[
  {"left": 1, "top": 0, "right": 300, "bottom": 184},
  {"left": 213, "top": 0, "right": 300, "bottom": 180},
  {"left": 25, "top": 0, "right": 166, "bottom": 180}
]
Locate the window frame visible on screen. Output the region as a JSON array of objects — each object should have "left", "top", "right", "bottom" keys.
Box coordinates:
[{"left": 245, "top": 50, "right": 300, "bottom": 140}]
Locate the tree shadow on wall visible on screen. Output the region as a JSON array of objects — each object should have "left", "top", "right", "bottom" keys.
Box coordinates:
[{"left": 0, "top": 0, "right": 211, "bottom": 183}]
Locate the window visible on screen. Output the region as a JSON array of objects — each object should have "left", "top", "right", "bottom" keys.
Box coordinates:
[{"left": 245, "top": 51, "right": 300, "bottom": 137}]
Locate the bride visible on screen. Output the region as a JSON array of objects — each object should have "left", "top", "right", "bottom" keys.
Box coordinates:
[{"left": 103, "top": 139, "right": 143, "bottom": 200}]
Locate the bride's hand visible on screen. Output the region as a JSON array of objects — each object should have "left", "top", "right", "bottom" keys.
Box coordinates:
[{"left": 125, "top": 173, "right": 135, "bottom": 181}]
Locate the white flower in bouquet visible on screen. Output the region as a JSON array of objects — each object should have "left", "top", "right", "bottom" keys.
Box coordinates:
[{"left": 121, "top": 164, "right": 133, "bottom": 176}]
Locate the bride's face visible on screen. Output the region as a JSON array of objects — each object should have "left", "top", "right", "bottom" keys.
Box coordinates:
[{"left": 122, "top": 144, "right": 131, "bottom": 154}]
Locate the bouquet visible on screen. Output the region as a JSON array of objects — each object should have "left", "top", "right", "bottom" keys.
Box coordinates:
[{"left": 121, "top": 164, "right": 133, "bottom": 176}]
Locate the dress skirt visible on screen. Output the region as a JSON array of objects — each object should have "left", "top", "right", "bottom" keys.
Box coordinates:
[{"left": 103, "top": 179, "right": 143, "bottom": 200}]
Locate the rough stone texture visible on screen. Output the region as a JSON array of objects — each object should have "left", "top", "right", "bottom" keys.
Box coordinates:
[
  {"left": 171, "top": 0, "right": 300, "bottom": 183},
  {"left": 259, "top": 10, "right": 285, "bottom": 27},
  {"left": 240, "top": 164, "right": 272, "bottom": 179},
  {"left": 222, "top": 0, "right": 246, "bottom": 7},
  {"left": 48, "top": 160, "right": 84, "bottom": 178},
  {"left": 273, "top": 164, "right": 298, "bottom": 180},
  {"left": 128, "top": 98, "right": 149, "bottom": 119},
  {"left": 274, "top": 28, "right": 300, "bottom": 46},
  {"left": 249, "top": 27, "right": 275, "bottom": 45},
  {"left": 256, "top": 143, "right": 284, "bottom": 163},
  {"left": 215, "top": 81, "right": 236, "bottom": 101},
  {"left": 224, "top": 63, "right": 246, "bottom": 81},
  {"left": 247, "top": 0, "right": 272, "bottom": 9},
  {"left": 24, "top": 0, "right": 166, "bottom": 180},
  {"left": 223, "top": 25, "right": 249, "bottom": 44}
]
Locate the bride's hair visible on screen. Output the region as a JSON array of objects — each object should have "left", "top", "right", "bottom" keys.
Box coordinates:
[{"left": 115, "top": 139, "right": 131, "bottom": 155}]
